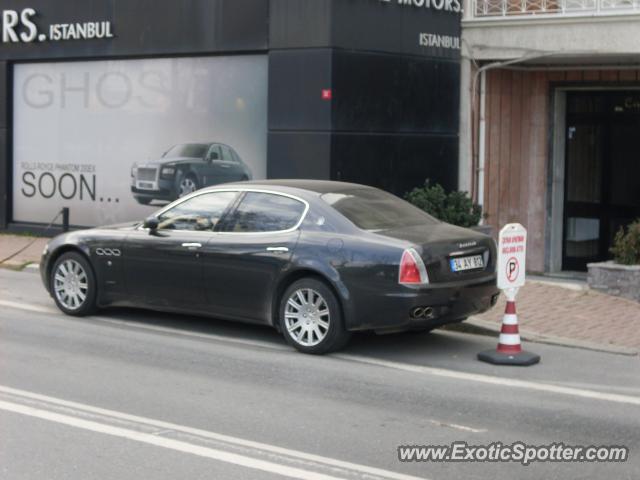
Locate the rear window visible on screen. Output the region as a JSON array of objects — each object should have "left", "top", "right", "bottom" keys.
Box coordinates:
[
  {"left": 223, "top": 192, "right": 306, "bottom": 232},
  {"left": 321, "top": 188, "right": 438, "bottom": 231}
]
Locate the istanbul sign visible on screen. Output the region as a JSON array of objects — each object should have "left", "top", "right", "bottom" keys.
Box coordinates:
[{"left": 1, "top": 8, "right": 114, "bottom": 44}]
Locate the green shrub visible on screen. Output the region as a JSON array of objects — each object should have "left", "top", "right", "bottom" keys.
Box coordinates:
[
  {"left": 405, "top": 180, "right": 482, "bottom": 228},
  {"left": 610, "top": 219, "right": 640, "bottom": 265}
]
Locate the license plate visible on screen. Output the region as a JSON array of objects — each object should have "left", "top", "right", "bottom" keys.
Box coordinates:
[
  {"left": 450, "top": 255, "right": 484, "bottom": 272},
  {"left": 137, "top": 182, "right": 154, "bottom": 190}
]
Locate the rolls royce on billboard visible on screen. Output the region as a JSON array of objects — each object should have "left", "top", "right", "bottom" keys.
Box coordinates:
[
  {"left": 131, "top": 143, "right": 252, "bottom": 205},
  {"left": 41, "top": 180, "right": 499, "bottom": 354}
]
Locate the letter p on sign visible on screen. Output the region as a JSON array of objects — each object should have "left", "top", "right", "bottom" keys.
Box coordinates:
[{"left": 497, "top": 223, "right": 527, "bottom": 290}]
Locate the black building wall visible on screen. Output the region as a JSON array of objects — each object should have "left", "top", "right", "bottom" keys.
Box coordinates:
[{"left": 267, "top": 0, "right": 461, "bottom": 197}]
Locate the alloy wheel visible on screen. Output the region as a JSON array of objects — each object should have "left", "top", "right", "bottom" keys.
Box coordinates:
[
  {"left": 53, "top": 259, "right": 89, "bottom": 311},
  {"left": 179, "top": 177, "right": 197, "bottom": 197},
  {"left": 284, "top": 288, "right": 331, "bottom": 347}
]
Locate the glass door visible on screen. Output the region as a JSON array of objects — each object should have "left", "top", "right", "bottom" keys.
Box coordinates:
[{"left": 563, "top": 92, "right": 640, "bottom": 271}]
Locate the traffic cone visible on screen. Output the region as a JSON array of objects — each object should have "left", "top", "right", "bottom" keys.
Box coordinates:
[{"left": 478, "top": 292, "right": 540, "bottom": 366}]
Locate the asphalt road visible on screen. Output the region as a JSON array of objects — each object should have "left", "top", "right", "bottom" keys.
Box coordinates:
[{"left": 1, "top": 268, "right": 639, "bottom": 480}]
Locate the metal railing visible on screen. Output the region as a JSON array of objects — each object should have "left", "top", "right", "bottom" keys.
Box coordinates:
[{"left": 472, "top": 0, "right": 640, "bottom": 17}]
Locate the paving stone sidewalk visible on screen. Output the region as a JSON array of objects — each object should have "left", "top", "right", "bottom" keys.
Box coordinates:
[
  {"left": 2, "top": 234, "right": 639, "bottom": 352},
  {"left": 0, "top": 234, "right": 48, "bottom": 269},
  {"left": 471, "top": 280, "right": 640, "bottom": 352}
]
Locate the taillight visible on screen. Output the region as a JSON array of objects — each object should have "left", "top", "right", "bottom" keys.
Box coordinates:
[{"left": 399, "top": 248, "right": 429, "bottom": 285}]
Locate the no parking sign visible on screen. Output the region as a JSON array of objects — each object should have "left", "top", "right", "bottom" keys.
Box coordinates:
[
  {"left": 478, "top": 223, "right": 539, "bottom": 366},
  {"left": 497, "top": 224, "right": 527, "bottom": 291}
]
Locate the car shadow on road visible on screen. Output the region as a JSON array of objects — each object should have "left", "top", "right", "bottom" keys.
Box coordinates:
[{"left": 93, "top": 306, "right": 491, "bottom": 364}]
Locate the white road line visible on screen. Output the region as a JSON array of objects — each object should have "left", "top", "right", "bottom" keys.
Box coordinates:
[
  {"left": 4, "top": 298, "right": 640, "bottom": 407},
  {"left": 334, "top": 355, "right": 640, "bottom": 407},
  {"left": 0, "top": 299, "right": 288, "bottom": 352},
  {"left": 424, "top": 418, "right": 485, "bottom": 434},
  {"left": 93, "top": 316, "right": 290, "bottom": 352},
  {"left": 0, "top": 399, "right": 348, "bottom": 480},
  {"left": 0, "top": 385, "right": 425, "bottom": 480},
  {"left": 0, "top": 299, "right": 55, "bottom": 314}
]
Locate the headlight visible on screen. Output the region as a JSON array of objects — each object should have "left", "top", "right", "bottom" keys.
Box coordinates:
[
  {"left": 131, "top": 165, "right": 138, "bottom": 177},
  {"left": 160, "top": 166, "right": 176, "bottom": 179}
]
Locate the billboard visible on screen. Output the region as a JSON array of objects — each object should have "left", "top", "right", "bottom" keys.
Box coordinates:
[{"left": 12, "top": 55, "right": 268, "bottom": 226}]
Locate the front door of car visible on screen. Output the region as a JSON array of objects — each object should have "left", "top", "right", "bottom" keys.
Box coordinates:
[
  {"left": 201, "top": 144, "right": 233, "bottom": 187},
  {"left": 123, "top": 190, "right": 239, "bottom": 308},
  {"left": 199, "top": 191, "right": 307, "bottom": 323}
]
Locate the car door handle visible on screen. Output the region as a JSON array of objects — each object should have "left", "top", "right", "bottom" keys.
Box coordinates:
[
  {"left": 266, "top": 247, "right": 289, "bottom": 253},
  {"left": 182, "top": 242, "right": 202, "bottom": 249}
]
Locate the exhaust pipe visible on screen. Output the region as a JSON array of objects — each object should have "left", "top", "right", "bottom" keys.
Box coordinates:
[{"left": 410, "top": 307, "right": 435, "bottom": 319}]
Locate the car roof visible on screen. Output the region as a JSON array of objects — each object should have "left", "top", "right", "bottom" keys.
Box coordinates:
[{"left": 216, "top": 179, "right": 372, "bottom": 196}]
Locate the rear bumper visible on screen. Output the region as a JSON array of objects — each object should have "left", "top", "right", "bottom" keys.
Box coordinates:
[{"left": 347, "top": 276, "right": 500, "bottom": 332}]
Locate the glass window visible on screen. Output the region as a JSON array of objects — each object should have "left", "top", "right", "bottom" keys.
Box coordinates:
[
  {"left": 163, "top": 144, "right": 209, "bottom": 159},
  {"left": 220, "top": 145, "right": 234, "bottom": 162},
  {"left": 206, "top": 145, "right": 221, "bottom": 161},
  {"left": 565, "top": 217, "right": 600, "bottom": 258},
  {"left": 321, "top": 188, "right": 438, "bottom": 231},
  {"left": 223, "top": 192, "right": 306, "bottom": 232},
  {"left": 157, "top": 191, "right": 238, "bottom": 231}
]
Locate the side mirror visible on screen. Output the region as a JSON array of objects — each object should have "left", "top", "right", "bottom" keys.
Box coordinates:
[{"left": 143, "top": 216, "right": 159, "bottom": 231}]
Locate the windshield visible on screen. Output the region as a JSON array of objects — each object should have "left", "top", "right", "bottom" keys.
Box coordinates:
[
  {"left": 321, "top": 188, "right": 439, "bottom": 231},
  {"left": 162, "top": 144, "right": 209, "bottom": 159}
]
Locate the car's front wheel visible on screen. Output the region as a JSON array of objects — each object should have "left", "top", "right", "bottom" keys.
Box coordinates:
[
  {"left": 50, "top": 252, "right": 97, "bottom": 316},
  {"left": 178, "top": 175, "right": 198, "bottom": 198},
  {"left": 279, "top": 278, "right": 350, "bottom": 354}
]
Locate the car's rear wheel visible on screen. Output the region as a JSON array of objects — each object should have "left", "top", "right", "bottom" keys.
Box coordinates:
[
  {"left": 178, "top": 175, "right": 198, "bottom": 197},
  {"left": 279, "top": 278, "right": 350, "bottom": 354},
  {"left": 50, "top": 252, "right": 97, "bottom": 316}
]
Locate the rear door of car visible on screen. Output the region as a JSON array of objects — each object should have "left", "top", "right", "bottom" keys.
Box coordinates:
[
  {"left": 200, "top": 191, "right": 307, "bottom": 323},
  {"left": 199, "top": 144, "right": 237, "bottom": 187}
]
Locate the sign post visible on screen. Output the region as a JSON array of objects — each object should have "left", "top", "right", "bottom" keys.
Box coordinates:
[{"left": 478, "top": 224, "right": 540, "bottom": 366}]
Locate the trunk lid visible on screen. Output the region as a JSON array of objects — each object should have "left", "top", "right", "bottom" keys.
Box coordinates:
[{"left": 375, "top": 223, "right": 496, "bottom": 283}]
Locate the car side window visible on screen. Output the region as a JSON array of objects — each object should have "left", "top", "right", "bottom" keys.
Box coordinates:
[
  {"left": 220, "top": 145, "right": 234, "bottom": 162},
  {"left": 156, "top": 191, "right": 237, "bottom": 232},
  {"left": 230, "top": 149, "right": 242, "bottom": 164},
  {"left": 206, "top": 145, "right": 221, "bottom": 161},
  {"left": 223, "top": 192, "right": 306, "bottom": 233}
]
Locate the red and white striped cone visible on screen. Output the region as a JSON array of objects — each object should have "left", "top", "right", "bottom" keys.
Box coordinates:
[{"left": 478, "top": 289, "right": 540, "bottom": 366}]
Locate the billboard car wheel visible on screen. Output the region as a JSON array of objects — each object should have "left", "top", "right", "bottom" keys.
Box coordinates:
[
  {"left": 50, "top": 252, "right": 97, "bottom": 316},
  {"left": 279, "top": 278, "right": 350, "bottom": 354},
  {"left": 178, "top": 175, "right": 198, "bottom": 198}
]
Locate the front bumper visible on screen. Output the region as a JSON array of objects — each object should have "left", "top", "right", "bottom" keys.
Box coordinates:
[
  {"left": 40, "top": 250, "right": 52, "bottom": 294},
  {"left": 131, "top": 177, "right": 177, "bottom": 202},
  {"left": 348, "top": 276, "right": 500, "bottom": 332}
]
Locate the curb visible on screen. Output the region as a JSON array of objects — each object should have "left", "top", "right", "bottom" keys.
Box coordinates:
[
  {"left": 24, "top": 263, "right": 40, "bottom": 274},
  {"left": 0, "top": 262, "right": 40, "bottom": 273},
  {"left": 447, "top": 317, "right": 639, "bottom": 357}
]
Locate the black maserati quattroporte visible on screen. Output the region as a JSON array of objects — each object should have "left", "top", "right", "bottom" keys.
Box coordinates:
[{"left": 41, "top": 180, "right": 499, "bottom": 354}]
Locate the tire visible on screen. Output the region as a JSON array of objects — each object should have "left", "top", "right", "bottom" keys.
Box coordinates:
[
  {"left": 279, "top": 278, "right": 351, "bottom": 354},
  {"left": 50, "top": 252, "right": 97, "bottom": 316},
  {"left": 136, "top": 197, "right": 152, "bottom": 205},
  {"left": 178, "top": 174, "right": 199, "bottom": 198}
]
